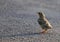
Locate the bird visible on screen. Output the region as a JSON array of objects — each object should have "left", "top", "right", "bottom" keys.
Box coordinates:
[{"left": 37, "top": 12, "right": 52, "bottom": 33}]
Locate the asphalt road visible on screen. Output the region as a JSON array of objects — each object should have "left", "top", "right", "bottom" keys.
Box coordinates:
[{"left": 0, "top": 0, "right": 60, "bottom": 42}]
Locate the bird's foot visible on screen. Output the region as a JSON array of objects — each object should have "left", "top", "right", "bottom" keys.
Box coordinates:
[{"left": 40, "top": 30, "right": 48, "bottom": 34}]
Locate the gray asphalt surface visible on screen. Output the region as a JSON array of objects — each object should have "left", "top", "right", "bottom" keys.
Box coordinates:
[{"left": 0, "top": 0, "right": 60, "bottom": 42}]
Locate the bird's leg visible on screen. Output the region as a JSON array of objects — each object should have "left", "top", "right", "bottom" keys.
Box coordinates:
[{"left": 41, "top": 29, "right": 48, "bottom": 33}]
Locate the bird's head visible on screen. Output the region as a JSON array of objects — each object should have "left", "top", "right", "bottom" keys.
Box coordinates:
[{"left": 37, "top": 12, "right": 45, "bottom": 18}]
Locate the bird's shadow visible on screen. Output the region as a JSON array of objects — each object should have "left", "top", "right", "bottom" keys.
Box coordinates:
[
  {"left": 0, "top": 32, "right": 42, "bottom": 38},
  {"left": 0, "top": 32, "right": 55, "bottom": 39},
  {"left": 14, "top": 32, "right": 41, "bottom": 36}
]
